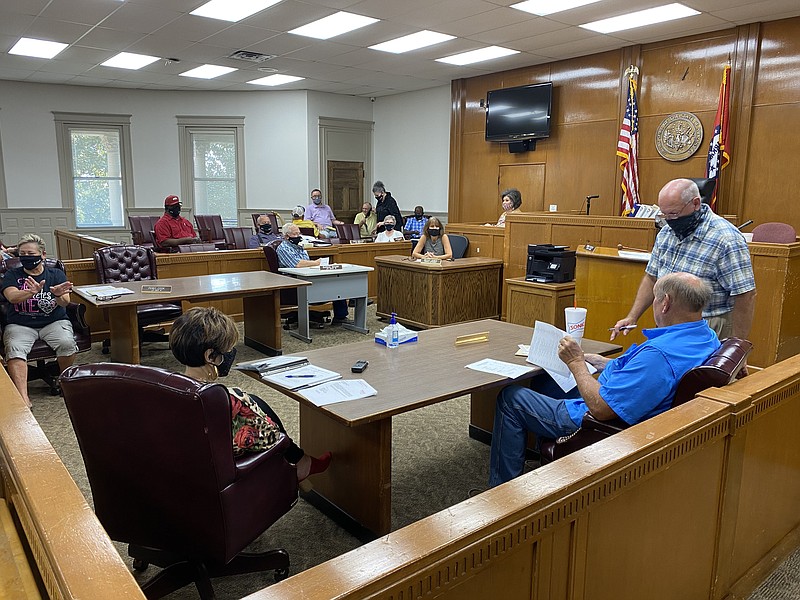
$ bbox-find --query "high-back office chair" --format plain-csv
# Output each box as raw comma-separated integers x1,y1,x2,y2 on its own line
194,215,227,249
60,363,298,599
334,223,362,242
752,222,797,243
539,337,752,464
176,243,217,253
298,227,317,238
688,177,716,205
448,234,469,259
223,226,252,249
0,258,91,395
93,245,182,354
252,212,281,234
128,216,160,249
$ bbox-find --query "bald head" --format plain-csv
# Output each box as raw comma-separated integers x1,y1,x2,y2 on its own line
658,178,701,216
652,272,711,326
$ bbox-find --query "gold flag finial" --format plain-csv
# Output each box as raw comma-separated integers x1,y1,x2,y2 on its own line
624,65,639,79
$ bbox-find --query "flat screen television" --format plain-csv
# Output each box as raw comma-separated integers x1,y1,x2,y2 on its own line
485,82,553,142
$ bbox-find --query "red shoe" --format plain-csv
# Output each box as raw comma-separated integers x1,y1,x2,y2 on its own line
308,451,332,476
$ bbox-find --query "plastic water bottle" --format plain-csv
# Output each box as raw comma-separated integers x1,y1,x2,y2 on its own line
388,312,400,349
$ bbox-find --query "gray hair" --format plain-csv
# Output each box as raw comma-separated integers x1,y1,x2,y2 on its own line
291,205,305,218
282,223,298,236
372,180,386,194
653,272,712,313
384,215,396,225
18,233,46,253
501,188,523,210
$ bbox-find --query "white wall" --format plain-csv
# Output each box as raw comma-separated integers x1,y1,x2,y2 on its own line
372,85,451,214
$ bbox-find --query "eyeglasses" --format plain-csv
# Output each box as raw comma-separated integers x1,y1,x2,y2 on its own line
655,197,696,226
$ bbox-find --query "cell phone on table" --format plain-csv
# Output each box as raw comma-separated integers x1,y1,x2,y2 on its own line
351,360,369,373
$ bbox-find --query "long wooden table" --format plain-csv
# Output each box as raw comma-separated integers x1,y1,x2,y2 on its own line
244,319,618,538
73,271,307,364
374,255,503,328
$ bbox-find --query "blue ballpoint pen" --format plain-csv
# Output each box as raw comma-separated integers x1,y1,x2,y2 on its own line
285,374,315,378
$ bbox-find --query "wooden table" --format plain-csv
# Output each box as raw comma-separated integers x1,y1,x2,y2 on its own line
73,271,307,364
244,319,619,538
278,264,372,342
374,255,503,329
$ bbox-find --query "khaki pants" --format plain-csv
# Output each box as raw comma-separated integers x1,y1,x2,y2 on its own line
705,312,733,339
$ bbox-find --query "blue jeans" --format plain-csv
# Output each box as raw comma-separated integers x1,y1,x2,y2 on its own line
488,374,583,487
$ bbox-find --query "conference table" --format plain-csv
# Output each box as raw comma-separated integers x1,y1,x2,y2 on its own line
73,271,307,364
244,319,620,538
278,263,372,342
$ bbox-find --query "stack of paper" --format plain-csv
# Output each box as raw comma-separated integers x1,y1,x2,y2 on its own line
79,285,134,297
261,364,341,390
235,355,308,374
299,379,378,406
526,321,597,392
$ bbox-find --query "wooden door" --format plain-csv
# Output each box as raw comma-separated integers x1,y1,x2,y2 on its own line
327,161,364,224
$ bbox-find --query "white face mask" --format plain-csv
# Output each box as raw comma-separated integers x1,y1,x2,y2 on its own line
502,200,513,211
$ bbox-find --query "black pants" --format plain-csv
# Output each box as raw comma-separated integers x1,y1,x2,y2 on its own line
251,393,304,464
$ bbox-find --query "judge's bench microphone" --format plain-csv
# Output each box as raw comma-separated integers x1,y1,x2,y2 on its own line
585,194,600,215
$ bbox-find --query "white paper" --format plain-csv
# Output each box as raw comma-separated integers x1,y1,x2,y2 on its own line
235,355,308,373
527,321,597,392
465,358,535,379
79,285,135,297
261,364,341,390
515,344,529,357
617,250,652,262
300,379,378,406
319,257,330,266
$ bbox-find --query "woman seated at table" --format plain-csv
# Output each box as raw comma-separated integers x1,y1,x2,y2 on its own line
486,188,522,227
170,306,331,482
412,217,452,260
374,215,405,243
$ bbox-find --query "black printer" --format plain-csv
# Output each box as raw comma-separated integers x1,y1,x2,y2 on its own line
525,244,576,283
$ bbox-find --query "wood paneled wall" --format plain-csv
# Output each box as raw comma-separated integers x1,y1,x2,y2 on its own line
449,17,800,230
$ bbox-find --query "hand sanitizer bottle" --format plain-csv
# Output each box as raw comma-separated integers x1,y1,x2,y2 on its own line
388,312,399,348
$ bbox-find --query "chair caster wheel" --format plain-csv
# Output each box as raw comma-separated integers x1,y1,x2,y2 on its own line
274,567,289,582
102,347,110,355
132,558,149,571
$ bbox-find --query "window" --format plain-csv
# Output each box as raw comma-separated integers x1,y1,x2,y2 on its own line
178,117,246,227
54,113,133,229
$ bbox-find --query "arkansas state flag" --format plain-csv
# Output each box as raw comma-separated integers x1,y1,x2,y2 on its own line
705,65,731,211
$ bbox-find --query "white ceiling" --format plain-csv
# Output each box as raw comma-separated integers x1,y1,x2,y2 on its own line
0,0,798,97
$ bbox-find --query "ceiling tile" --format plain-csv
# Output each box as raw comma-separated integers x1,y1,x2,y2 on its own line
711,0,800,24
75,27,147,51
201,24,279,48
440,7,533,38
243,1,334,31
0,11,36,37
40,0,121,25
99,3,184,34
395,0,498,28
244,33,316,56
1,0,50,17
23,17,92,43
279,39,360,60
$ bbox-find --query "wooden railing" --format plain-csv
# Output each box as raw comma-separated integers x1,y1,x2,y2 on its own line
54,229,118,260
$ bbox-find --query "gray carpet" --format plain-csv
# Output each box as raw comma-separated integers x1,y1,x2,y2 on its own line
27,307,796,599
28,306,491,599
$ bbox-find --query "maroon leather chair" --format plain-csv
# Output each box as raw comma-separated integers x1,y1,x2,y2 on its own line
538,337,753,464
194,215,227,250
752,222,796,243
0,257,91,395
176,243,216,253
128,215,160,249
223,226,252,250
252,212,281,234
93,245,182,353
60,363,298,599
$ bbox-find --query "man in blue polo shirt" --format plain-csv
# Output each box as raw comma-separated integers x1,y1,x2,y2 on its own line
489,272,720,487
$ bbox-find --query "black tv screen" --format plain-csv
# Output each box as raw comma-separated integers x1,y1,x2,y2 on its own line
485,82,552,142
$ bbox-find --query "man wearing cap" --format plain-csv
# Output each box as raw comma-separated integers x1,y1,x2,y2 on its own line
154,195,200,249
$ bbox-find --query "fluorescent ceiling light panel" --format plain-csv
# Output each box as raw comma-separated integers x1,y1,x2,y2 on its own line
369,30,455,54
436,46,519,66
248,74,305,86
289,11,379,40
511,0,603,16
101,52,160,70
580,3,700,34
9,38,68,59
190,0,284,22
179,64,237,79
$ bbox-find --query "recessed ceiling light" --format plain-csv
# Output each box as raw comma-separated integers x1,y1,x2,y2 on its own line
511,0,603,16
369,30,455,54
190,0,284,23
580,3,700,34
179,64,237,79
247,74,305,86
101,52,160,70
289,11,379,40
9,37,68,59
436,46,519,66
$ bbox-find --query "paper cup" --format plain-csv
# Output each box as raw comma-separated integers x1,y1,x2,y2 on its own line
565,307,587,344
319,257,330,266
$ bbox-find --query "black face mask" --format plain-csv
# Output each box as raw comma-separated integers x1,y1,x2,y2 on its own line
216,348,237,377
414,214,423,220
666,209,702,240
19,255,43,270
167,206,181,217
259,224,272,235
428,228,440,237
289,236,303,245
385,223,395,231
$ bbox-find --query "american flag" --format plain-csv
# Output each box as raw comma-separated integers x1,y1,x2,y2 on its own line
705,65,731,211
617,71,640,215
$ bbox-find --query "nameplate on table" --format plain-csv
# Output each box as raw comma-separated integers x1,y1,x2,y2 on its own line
320,264,343,271
420,257,442,264
141,285,173,294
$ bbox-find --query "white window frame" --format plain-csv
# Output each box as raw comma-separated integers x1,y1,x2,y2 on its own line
177,116,246,226
53,112,134,230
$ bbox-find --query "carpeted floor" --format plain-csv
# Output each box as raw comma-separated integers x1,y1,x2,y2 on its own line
27,306,798,599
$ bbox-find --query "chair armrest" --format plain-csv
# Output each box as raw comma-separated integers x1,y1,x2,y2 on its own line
66,302,90,335
233,434,291,478
580,412,629,435
546,414,629,461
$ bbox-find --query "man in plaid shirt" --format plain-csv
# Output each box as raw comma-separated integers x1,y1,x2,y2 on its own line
402,206,428,239
612,178,755,341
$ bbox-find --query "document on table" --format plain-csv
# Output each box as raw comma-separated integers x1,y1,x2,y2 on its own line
78,285,135,297
299,379,378,406
465,358,535,379
261,364,341,390
235,355,308,374
527,321,596,392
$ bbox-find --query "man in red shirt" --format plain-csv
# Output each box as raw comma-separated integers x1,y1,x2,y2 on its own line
153,195,200,249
